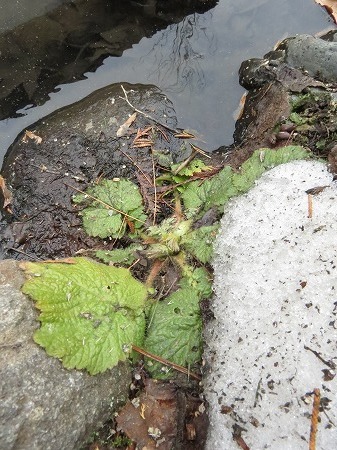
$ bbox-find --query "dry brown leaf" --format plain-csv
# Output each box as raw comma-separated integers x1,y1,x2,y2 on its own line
116,379,178,450
116,112,137,137
133,139,154,148
190,143,211,158
233,92,247,121
0,175,13,212
174,130,195,139
315,0,337,23
22,130,42,144
41,258,77,264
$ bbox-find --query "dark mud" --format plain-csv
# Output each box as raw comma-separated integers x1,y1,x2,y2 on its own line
0,83,185,260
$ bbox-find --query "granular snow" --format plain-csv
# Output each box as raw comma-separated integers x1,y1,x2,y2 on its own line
204,160,337,449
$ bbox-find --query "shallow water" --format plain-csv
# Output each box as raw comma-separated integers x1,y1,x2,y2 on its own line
0,0,333,165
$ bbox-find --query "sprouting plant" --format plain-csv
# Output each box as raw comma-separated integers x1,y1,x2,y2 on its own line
21,145,311,378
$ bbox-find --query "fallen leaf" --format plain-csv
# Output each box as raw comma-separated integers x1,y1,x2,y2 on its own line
0,175,13,211
315,0,337,23
233,92,247,121
22,130,42,144
116,112,137,137
116,379,178,450
174,130,195,139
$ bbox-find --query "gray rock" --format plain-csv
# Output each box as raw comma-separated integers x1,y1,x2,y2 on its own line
285,34,337,84
239,32,337,89
0,259,131,450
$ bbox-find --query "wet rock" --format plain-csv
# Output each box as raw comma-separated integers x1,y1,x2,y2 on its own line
239,31,337,90
0,259,131,450
0,83,181,260
233,32,337,158
285,33,337,84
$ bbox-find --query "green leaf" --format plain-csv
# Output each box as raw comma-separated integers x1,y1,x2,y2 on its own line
21,257,147,374
182,146,310,217
232,152,265,192
171,158,210,179
289,112,307,125
181,224,219,264
144,286,202,379
181,165,235,217
95,244,143,266
180,266,213,299
73,179,147,239
261,145,310,167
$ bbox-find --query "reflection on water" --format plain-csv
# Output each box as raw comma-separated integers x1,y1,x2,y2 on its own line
140,14,216,93
0,0,333,165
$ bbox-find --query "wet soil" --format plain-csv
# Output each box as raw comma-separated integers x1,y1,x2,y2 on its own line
0,83,184,261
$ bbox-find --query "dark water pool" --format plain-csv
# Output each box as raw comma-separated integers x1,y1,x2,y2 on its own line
0,0,333,166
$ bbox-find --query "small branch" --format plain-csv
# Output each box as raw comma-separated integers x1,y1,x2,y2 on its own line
119,149,153,186
304,345,336,370
309,388,320,450
232,424,250,450
145,259,166,288
190,143,211,159
151,148,157,225
308,193,313,218
173,151,198,175
174,191,183,222
119,85,179,134
131,344,201,381
8,248,43,261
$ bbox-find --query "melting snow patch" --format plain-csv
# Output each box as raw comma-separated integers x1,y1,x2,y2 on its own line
204,160,337,450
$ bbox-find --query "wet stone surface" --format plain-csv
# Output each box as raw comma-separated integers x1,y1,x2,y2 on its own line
229,32,337,168
0,83,183,260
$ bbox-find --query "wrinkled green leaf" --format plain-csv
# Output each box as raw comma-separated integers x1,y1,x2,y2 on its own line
181,224,219,264
180,266,213,299
232,151,266,192
73,179,147,238
182,146,310,217
144,286,202,379
181,165,234,217
95,244,143,266
21,257,147,374
261,146,309,167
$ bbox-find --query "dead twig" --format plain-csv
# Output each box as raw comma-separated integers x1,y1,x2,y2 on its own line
151,148,158,225
304,345,336,370
232,424,250,450
172,150,198,175
309,388,320,450
131,344,201,381
9,248,43,261
145,259,166,288
118,149,152,186
308,193,313,218
119,85,179,134
190,143,211,159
